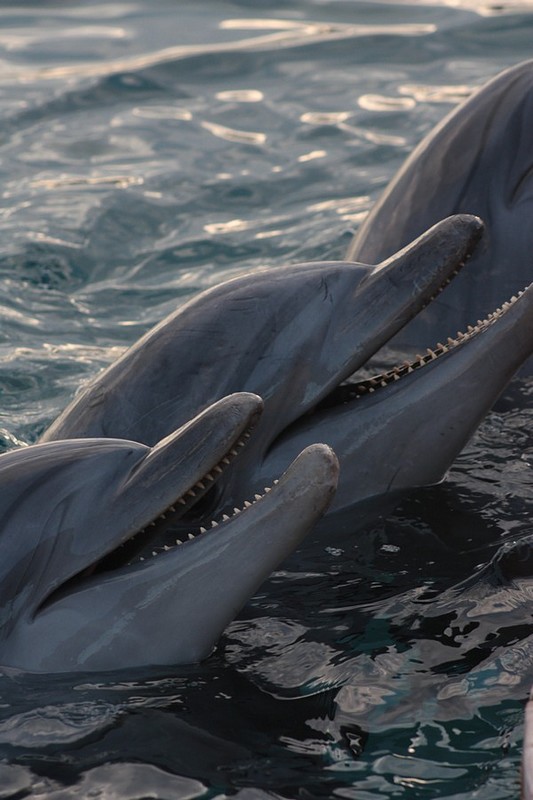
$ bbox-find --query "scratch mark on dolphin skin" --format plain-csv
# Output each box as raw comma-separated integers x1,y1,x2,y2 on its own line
320,277,332,303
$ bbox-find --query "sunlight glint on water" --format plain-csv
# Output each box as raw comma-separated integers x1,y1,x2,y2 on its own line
0,1,533,796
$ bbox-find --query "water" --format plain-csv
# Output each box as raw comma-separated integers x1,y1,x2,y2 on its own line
1,0,533,796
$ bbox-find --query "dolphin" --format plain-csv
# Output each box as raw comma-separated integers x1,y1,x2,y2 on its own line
39,215,533,532
0,392,339,672
41,215,490,531
347,59,533,356
39,215,485,528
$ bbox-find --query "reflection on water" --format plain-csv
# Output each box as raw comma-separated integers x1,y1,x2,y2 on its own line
1,0,533,797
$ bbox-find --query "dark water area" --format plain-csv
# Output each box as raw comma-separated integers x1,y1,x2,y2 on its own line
1,1,533,797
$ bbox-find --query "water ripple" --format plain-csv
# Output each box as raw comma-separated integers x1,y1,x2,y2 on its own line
0,1,532,797
0,19,437,84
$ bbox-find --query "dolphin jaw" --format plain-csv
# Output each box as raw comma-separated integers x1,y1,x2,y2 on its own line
145,424,254,517
141,479,280,555
131,443,336,558
328,215,483,389
319,283,532,407
262,223,483,451
369,214,485,331
35,419,259,614
34,443,338,621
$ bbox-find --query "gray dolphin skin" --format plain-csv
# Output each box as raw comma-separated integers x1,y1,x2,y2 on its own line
43,215,482,449
0,392,338,672
40,214,533,532
347,60,533,355
254,279,533,531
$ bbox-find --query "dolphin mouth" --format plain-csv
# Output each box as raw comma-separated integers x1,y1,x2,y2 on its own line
316,284,531,410
96,477,280,570
145,479,282,556
99,426,257,569
266,233,481,441
38,456,292,614
37,417,262,611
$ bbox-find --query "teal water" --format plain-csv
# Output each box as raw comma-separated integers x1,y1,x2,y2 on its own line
1,1,533,797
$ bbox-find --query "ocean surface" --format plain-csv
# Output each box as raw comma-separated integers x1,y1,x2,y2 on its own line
1,1,533,797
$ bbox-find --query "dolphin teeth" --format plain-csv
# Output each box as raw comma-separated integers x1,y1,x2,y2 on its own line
188,533,195,540
230,448,239,456
140,557,145,561
169,505,176,512
200,526,207,534
244,500,252,508
211,520,218,528
273,479,279,485
214,465,224,473
196,481,205,490
176,539,183,545
222,514,230,521
152,551,157,556
163,545,171,551
178,497,187,505
254,493,262,501
233,507,241,514
186,489,196,498
222,457,231,465
264,487,271,493
160,513,166,519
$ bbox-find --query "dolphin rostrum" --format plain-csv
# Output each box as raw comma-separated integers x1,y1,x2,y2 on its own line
347,59,533,357
40,215,533,532
0,393,338,672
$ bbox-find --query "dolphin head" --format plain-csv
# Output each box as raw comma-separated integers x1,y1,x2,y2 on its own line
43,214,482,456
0,393,339,672
348,59,533,354
254,280,533,531
43,215,498,527
40,216,488,534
